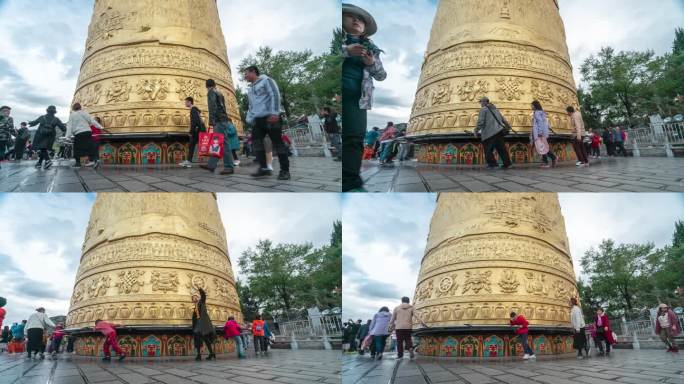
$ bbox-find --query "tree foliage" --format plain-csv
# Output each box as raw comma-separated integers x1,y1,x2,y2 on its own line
235,30,342,124
236,223,342,320
579,29,684,127
580,221,684,318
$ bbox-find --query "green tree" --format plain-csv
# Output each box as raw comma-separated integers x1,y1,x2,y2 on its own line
235,279,261,321
577,87,604,130
580,240,660,314
580,48,660,127
577,278,602,320
330,27,345,55
673,27,684,55
298,221,342,309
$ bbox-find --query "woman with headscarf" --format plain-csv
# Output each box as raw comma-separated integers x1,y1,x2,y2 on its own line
191,288,216,360
29,106,66,170
655,303,680,353
342,3,386,192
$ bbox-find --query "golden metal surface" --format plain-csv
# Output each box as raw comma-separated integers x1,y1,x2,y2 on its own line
408,0,579,137
66,193,242,328
72,0,243,135
413,193,578,327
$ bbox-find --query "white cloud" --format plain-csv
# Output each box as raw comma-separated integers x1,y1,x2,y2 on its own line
342,193,684,321
0,193,341,327
0,0,338,126
344,0,684,129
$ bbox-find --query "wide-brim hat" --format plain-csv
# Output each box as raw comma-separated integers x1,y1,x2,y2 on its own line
342,3,378,36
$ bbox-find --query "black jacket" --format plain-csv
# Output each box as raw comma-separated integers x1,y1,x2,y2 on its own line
324,113,339,134
207,88,229,126
192,289,216,338
29,114,66,150
189,106,206,137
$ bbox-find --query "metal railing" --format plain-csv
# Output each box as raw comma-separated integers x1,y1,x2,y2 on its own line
612,314,684,338
628,122,684,148
283,115,329,151
276,314,343,338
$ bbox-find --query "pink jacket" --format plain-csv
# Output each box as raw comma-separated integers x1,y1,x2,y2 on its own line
224,320,242,338
94,321,119,337
655,310,681,336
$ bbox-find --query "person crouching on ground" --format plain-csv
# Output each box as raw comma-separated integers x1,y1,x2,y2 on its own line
570,297,588,359
655,303,680,353
94,319,125,361
224,316,246,358
509,312,535,359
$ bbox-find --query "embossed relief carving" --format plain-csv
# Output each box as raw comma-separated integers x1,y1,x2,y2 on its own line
115,270,145,294
415,280,434,303
524,272,549,296
432,82,454,105
498,270,519,293
462,271,492,294
87,275,111,298
176,79,203,101
150,271,180,293
87,9,125,47
78,84,104,107
436,274,459,297
136,79,170,101
496,77,525,101
72,285,85,304
530,80,555,104
186,273,209,294
457,80,489,102
105,80,132,103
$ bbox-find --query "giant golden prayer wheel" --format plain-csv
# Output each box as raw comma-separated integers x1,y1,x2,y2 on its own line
413,193,578,357
66,193,242,357
408,0,580,165
72,0,242,164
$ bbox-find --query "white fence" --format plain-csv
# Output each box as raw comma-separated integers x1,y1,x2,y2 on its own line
283,115,331,157
276,314,343,338
627,122,684,156
612,314,684,338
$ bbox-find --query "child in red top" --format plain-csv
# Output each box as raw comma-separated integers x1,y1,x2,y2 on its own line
94,319,126,361
510,312,535,359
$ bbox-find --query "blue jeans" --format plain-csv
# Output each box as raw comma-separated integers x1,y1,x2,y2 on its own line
207,121,234,170
328,133,341,159
373,335,388,354
233,336,245,357
519,333,534,355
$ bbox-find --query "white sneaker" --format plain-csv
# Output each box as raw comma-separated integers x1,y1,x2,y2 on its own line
267,165,274,171
523,354,530,360
234,160,240,166
529,354,536,359
576,161,582,166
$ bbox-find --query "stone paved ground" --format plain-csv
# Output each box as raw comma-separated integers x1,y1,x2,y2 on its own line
0,157,341,193
0,350,340,384
361,157,684,193
343,349,684,384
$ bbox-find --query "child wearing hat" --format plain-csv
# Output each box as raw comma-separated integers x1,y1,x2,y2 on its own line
341,3,386,192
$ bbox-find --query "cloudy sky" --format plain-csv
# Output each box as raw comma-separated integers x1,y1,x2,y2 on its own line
0,0,339,126
0,193,341,326
342,193,684,321
346,0,684,129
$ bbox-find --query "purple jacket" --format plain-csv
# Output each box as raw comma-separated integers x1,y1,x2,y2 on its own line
655,310,681,336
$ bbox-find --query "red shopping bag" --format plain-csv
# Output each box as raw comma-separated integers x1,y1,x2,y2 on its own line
198,130,225,158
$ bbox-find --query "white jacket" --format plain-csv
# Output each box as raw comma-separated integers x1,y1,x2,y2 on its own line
24,312,56,335
67,110,101,137
570,306,585,331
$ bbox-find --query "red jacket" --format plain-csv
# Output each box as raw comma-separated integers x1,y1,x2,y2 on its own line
595,314,616,344
510,315,529,335
0,308,5,329
252,320,265,337
224,320,242,338
94,321,119,337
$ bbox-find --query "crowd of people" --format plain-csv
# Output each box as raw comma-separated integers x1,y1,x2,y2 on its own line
0,65,301,180
343,296,681,361
0,293,277,362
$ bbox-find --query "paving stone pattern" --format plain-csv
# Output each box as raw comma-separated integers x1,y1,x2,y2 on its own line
0,157,341,193
343,349,684,384
0,349,341,384
361,157,684,193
